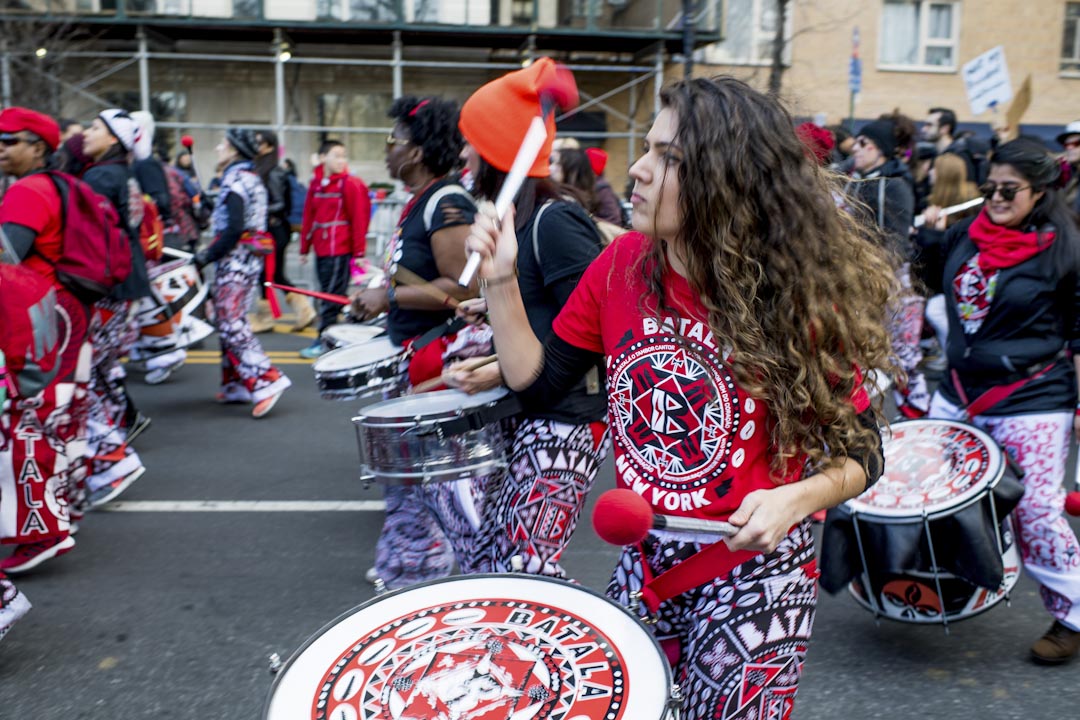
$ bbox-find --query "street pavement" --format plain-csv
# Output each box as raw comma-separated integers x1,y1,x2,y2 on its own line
0,320,1078,719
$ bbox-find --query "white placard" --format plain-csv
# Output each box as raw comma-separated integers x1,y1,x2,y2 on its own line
962,46,1013,116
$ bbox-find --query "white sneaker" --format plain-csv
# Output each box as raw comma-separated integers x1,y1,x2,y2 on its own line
145,359,183,385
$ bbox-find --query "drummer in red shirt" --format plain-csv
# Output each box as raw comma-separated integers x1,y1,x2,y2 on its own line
462,77,891,720
0,108,91,574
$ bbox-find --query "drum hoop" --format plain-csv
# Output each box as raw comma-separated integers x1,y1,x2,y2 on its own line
312,343,404,373
353,398,507,429
846,418,1006,521
262,573,672,720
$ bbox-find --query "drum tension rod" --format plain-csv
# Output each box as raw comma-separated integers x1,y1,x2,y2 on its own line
667,684,685,719
628,591,658,625
922,510,950,635
850,512,882,624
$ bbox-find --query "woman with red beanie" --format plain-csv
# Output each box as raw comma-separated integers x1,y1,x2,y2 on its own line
921,139,1080,664
445,58,610,579
464,75,892,719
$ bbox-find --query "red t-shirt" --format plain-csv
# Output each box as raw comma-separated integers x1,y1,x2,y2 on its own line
0,174,64,285
553,232,870,522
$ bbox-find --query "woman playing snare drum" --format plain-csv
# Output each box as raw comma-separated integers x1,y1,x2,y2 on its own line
924,138,1080,664
465,76,890,719
351,96,482,590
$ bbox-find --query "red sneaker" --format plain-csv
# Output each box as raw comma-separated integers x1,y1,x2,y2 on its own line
0,536,76,574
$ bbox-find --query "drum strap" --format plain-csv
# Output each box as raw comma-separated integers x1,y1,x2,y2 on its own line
950,349,1064,418
428,394,522,438
636,539,759,614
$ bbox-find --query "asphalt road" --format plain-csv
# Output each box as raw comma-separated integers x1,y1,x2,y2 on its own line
0,321,1077,720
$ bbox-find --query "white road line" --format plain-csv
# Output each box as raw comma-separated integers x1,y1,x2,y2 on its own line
99,500,385,512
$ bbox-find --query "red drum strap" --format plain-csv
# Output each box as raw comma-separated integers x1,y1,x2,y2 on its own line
637,539,759,613
950,359,1058,419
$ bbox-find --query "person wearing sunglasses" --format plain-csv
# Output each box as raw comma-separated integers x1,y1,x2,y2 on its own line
0,108,91,574
923,138,1080,664
350,95,484,591
844,118,929,420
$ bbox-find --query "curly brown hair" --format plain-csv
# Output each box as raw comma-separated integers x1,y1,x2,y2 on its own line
642,76,898,479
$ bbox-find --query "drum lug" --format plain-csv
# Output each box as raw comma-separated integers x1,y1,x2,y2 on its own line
373,578,389,596
667,684,685,718
268,652,283,674
629,591,658,625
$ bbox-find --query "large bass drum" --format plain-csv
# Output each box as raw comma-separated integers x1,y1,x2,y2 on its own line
263,574,677,720
820,418,1025,625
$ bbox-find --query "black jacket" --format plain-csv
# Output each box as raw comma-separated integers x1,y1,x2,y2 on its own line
133,157,172,222
930,216,1079,414
845,159,915,259
255,154,290,226
83,156,151,300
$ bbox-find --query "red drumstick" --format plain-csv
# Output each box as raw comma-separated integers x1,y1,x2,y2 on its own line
264,282,350,306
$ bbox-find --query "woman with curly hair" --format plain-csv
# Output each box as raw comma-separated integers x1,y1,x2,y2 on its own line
465,75,893,719
924,138,1080,664
351,96,482,590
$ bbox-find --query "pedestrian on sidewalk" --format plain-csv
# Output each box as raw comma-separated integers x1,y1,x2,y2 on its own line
249,131,316,334
298,140,370,358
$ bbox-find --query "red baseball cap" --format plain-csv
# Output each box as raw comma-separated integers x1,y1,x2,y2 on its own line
0,107,61,151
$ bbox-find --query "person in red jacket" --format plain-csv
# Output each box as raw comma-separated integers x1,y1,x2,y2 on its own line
298,140,371,358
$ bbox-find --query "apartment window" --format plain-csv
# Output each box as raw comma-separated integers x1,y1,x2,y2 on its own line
1063,2,1080,72
233,0,262,18
879,0,959,70
706,0,791,65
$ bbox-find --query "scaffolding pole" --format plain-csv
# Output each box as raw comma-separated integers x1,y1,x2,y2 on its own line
392,31,402,99
273,28,287,155
0,40,11,109
137,27,150,113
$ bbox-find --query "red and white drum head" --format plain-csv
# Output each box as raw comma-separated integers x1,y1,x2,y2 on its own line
847,419,1004,518
265,575,671,720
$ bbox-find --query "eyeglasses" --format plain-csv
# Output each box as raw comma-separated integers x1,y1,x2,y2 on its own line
385,134,411,147
979,182,1031,202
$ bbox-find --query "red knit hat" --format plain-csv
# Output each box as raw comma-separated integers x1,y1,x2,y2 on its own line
585,147,607,176
459,58,579,178
0,107,61,151
795,122,835,165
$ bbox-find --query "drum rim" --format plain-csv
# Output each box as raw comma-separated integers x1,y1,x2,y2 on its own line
845,418,1006,522
323,323,386,341
312,340,404,372
262,573,672,720
353,387,510,424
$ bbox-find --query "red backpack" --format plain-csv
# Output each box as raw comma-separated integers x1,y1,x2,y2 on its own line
46,171,133,304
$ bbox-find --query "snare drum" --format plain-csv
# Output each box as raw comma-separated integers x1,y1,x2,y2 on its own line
820,419,1025,625
353,388,519,484
264,574,675,720
312,338,406,401
321,323,385,352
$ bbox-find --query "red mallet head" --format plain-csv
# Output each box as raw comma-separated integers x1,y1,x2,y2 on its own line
1065,490,1080,517
180,134,194,149
592,489,653,546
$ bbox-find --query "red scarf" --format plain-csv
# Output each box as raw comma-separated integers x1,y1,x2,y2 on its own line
969,210,1054,273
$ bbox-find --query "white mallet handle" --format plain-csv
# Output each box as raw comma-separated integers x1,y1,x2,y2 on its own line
458,115,550,287
652,514,738,537
914,197,984,228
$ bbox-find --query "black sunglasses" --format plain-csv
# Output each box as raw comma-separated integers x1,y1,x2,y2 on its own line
0,135,31,148
979,182,1030,202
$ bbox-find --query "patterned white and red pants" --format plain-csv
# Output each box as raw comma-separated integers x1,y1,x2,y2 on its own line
607,522,819,720
930,393,1080,631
